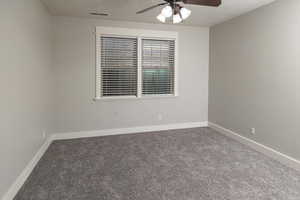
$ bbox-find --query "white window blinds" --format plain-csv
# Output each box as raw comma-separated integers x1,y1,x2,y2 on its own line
100,36,138,97
96,27,178,99
142,39,175,95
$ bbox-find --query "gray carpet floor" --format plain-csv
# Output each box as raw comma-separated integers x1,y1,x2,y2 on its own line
15,128,300,200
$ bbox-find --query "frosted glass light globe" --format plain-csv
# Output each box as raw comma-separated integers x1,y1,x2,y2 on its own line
173,14,182,24
180,7,191,20
157,13,166,23
161,5,172,18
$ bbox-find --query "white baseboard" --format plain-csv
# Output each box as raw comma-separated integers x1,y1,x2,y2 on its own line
208,122,300,172
52,121,208,141
2,138,52,200
2,121,207,200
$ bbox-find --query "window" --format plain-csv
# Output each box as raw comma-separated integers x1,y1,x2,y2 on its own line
95,27,178,99
142,39,175,95
101,37,137,96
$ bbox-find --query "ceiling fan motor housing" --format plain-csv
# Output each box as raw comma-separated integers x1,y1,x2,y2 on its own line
173,4,182,15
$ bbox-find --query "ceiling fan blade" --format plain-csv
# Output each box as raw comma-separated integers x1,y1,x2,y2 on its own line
89,12,109,16
182,0,221,7
136,3,168,14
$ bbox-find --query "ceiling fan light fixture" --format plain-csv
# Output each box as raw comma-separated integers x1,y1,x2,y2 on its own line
161,5,172,18
173,14,182,24
136,0,221,23
180,7,191,20
157,13,166,23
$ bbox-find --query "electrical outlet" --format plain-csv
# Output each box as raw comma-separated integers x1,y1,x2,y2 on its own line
250,128,256,135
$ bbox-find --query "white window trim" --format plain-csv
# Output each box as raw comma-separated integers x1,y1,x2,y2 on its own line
95,26,179,100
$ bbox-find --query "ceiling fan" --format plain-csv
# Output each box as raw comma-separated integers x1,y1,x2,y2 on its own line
137,0,221,23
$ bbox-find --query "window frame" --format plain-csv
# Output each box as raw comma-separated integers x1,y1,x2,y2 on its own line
95,26,178,100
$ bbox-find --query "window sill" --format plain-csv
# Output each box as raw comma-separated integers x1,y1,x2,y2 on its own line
93,94,178,101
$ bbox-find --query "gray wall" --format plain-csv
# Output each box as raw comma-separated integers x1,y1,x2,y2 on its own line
53,17,209,133
209,0,300,160
0,0,53,198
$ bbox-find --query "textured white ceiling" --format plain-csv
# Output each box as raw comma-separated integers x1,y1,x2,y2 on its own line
41,0,276,26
